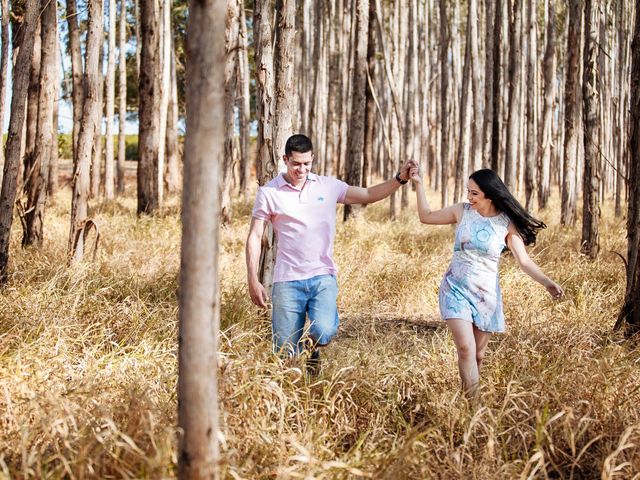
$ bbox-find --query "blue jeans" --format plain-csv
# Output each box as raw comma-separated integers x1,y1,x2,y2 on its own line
271,274,339,355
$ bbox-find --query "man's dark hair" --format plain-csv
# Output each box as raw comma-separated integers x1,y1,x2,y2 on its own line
285,134,313,156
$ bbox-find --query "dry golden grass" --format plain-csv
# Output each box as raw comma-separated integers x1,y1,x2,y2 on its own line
0,186,638,479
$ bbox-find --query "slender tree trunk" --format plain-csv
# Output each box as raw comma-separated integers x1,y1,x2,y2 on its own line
66,0,83,158
483,0,495,169
137,0,160,215
116,0,127,194
157,0,171,206
0,0,38,282
165,38,181,194
615,0,640,336
561,0,582,226
343,0,369,221
104,0,116,199
581,0,601,258
178,0,223,474
439,0,450,206
274,0,295,166
469,0,482,173
48,42,59,196
524,0,537,210
505,0,523,191
237,1,250,199
90,46,104,199
363,0,377,190
0,0,9,176
222,0,238,225
134,0,140,74
454,0,475,202
23,20,41,188
254,0,277,293
490,0,503,172
69,0,103,263
23,0,56,246
539,0,556,209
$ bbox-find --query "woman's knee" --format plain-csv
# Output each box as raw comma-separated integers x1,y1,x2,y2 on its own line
456,341,475,361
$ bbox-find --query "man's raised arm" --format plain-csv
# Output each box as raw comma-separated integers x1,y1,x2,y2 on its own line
343,160,415,205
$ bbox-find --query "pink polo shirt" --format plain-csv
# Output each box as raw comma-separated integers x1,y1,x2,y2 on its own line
252,173,349,283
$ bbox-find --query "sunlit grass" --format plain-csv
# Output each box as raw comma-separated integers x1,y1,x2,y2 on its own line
0,186,638,478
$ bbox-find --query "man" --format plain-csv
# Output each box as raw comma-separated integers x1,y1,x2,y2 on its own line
246,134,414,375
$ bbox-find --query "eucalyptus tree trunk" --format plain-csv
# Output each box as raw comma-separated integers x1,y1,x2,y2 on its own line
615,0,629,218
483,0,495,169
580,0,601,258
561,0,582,226
524,0,537,211
237,1,251,199
178,0,223,473
137,0,160,215
490,0,503,172
363,0,377,189
222,0,239,225
66,0,83,157
157,0,171,206
505,0,523,191
0,0,38,282
454,0,476,202
254,0,277,294
404,0,420,190
104,0,116,199
539,0,556,209
69,0,103,264
439,0,450,207
165,39,181,194
0,0,9,175
117,0,127,194
48,43,59,195
343,0,369,221
90,47,104,199
23,0,56,246
24,21,41,186
273,0,295,166
615,0,640,337
469,0,482,173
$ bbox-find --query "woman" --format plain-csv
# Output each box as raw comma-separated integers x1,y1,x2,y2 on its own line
410,168,563,398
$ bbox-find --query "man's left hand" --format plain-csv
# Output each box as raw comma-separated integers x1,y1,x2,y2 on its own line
399,160,417,182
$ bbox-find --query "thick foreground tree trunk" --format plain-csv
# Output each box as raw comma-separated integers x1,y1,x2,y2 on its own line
0,0,38,282
23,0,56,246
615,0,640,337
178,0,223,475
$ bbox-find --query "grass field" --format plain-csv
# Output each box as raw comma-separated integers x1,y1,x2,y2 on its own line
0,186,638,479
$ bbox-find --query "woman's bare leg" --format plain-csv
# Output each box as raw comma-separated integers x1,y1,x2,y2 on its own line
446,319,480,396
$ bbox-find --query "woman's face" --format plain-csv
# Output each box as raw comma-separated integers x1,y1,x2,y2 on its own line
467,179,492,211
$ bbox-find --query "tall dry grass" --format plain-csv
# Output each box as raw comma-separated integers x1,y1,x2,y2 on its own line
0,187,638,479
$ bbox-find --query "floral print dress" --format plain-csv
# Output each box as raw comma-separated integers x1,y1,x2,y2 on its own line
439,203,511,333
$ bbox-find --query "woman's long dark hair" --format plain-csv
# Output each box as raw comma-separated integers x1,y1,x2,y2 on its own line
469,169,545,245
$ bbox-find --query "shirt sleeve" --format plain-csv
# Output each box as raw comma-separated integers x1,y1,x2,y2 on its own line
334,178,349,204
251,188,271,221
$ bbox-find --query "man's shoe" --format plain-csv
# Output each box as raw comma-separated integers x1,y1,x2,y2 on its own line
306,349,321,377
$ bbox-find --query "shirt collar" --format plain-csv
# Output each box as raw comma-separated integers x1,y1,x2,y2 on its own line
276,172,318,189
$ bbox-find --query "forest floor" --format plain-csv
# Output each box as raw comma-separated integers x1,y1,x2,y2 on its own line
0,185,638,479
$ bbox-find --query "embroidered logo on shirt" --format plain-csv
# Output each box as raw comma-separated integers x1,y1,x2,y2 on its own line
317,196,325,202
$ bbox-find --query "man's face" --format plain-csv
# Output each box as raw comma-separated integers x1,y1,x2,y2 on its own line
284,151,313,183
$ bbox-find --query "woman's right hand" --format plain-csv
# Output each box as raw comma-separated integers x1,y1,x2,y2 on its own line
410,166,422,184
